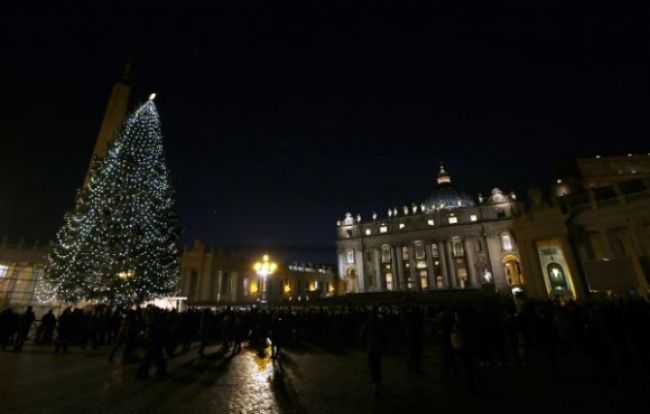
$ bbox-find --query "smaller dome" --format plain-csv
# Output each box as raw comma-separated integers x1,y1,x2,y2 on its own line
424,186,475,212
424,163,475,211
437,163,451,184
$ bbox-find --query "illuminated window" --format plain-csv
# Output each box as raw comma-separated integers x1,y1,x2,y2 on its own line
501,233,513,252
452,237,464,256
381,245,392,263
399,223,406,229
0,264,7,279
380,226,388,233
416,260,427,269
243,277,249,297
436,275,444,289
470,214,478,222
365,229,372,236
385,273,394,291
402,246,409,261
414,242,425,259
346,249,355,264
419,270,428,289
406,277,414,289
431,243,439,257
448,216,458,224
427,219,435,226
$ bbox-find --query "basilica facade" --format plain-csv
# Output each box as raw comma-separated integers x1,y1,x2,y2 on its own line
336,165,523,295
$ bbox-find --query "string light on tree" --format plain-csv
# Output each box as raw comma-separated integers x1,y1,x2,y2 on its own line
43,95,181,304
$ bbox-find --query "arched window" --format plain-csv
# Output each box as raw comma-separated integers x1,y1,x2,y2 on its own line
414,241,426,259
419,270,428,289
501,233,513,252
385,273,394,291
381,245,392,263
346,249,355,264
452,237,464,256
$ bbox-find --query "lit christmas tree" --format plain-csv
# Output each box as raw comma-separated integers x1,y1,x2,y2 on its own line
45,96,181,304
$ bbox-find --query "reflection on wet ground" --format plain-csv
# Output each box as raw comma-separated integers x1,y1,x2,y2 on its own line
0,343,303,414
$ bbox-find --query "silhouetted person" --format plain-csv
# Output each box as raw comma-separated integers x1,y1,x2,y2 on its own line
13,306,35,351
108,310,137,362
359,306,387,396
438,309,459,380
270,315,286,359
55,308,73,354
136,308,168,379
405,306,423,374
232,314,244,355
166,309,179,357
37,309,57,345
0,307,18,351
456,307,485,392
198,309,214,357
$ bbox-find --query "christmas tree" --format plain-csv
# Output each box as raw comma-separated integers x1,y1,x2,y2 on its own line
45,96,181,304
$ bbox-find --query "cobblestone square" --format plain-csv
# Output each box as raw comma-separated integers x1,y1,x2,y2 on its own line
1,341,648,414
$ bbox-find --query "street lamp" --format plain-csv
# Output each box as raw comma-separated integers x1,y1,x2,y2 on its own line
253,254,277,302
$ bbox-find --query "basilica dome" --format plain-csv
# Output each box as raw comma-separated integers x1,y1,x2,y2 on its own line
423,164,475,212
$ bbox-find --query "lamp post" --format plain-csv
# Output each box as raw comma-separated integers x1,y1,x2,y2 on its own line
253,254,277,303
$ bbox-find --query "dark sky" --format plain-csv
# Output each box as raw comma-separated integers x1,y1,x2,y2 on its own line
2,1,648,263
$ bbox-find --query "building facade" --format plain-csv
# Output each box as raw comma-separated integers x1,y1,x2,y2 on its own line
0,239,53,315
336,165,523,296
179,240,337,306
514,157,650,299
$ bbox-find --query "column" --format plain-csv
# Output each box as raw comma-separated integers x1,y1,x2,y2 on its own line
408,246,420,291
623,223,649,293
446,239,457,288
393,246,405,290
425,240,435,291
390,246,399,291
464,237,479,288
437,241,449,289
372,248,382,292
482,233,494,282
559,235,587,299
216,271,223,302
524,240,547,298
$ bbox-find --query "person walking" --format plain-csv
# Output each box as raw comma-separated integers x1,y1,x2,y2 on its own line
0,307,17,351
136,307,168,380
13,306,35,352
55,308,73,354
405,306,423,375
359,306,387,396
270,314,286,359
37,309,57,345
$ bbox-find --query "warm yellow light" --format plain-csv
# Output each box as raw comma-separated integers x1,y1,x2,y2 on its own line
283,283,291,294
118,270,134,280
253,254,277,278
328,284,335,293
250,281,258,294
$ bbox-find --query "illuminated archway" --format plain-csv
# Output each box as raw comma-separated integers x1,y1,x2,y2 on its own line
503,254,523,285
346,266,359,293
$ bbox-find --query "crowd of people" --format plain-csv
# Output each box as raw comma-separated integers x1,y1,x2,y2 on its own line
1,296,649,390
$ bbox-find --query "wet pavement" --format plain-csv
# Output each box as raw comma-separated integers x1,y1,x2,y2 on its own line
1,343,648,414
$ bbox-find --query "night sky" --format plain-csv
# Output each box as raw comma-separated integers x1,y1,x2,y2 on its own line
2,1,648,263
